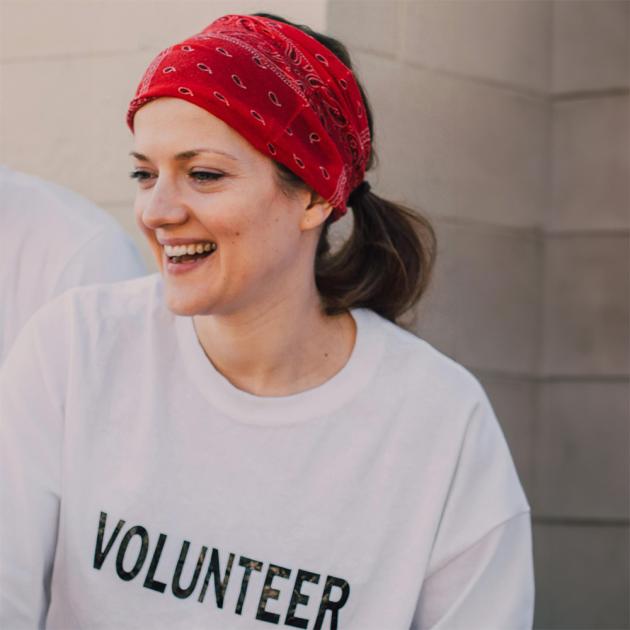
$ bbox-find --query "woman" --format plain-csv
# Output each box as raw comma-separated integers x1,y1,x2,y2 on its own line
0,13,534,630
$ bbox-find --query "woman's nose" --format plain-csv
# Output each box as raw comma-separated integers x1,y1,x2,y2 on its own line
139,179,188,230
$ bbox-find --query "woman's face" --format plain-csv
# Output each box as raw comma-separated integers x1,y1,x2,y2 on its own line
131,97,328,317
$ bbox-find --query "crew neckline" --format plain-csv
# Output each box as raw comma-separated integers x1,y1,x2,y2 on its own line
174,307,386,426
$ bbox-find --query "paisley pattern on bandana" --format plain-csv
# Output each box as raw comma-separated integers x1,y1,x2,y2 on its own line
127,14,371,221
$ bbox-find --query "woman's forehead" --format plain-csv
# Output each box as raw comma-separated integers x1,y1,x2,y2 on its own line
132,98,255,162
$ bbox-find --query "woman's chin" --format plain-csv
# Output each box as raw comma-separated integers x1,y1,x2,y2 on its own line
163,288,214,317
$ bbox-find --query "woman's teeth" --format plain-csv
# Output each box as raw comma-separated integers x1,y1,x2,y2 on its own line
164,242,216,257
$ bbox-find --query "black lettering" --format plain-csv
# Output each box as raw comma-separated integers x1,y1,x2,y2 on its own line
198,548,235,607
313,576,351,630
143,533,168,593
285,569,320,628
235,556,263,615
93,511,125,570
115,526,149,581
256,564,291,624
172,541,207,599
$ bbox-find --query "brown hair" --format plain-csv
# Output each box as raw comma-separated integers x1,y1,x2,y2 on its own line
253,13,437,324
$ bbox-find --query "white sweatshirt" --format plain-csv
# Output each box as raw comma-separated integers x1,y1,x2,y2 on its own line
0,273,534,630
0,165,146,364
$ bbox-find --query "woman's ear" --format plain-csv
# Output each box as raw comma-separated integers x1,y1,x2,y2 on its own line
299,190,334,232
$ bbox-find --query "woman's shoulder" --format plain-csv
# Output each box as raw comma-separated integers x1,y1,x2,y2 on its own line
58,272,165,317
13,273,169,357
361,308,486,408
0,274,165,393
29,272,165,334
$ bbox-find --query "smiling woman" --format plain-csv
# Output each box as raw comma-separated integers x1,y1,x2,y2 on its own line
129,96,329,328
0,12,534,630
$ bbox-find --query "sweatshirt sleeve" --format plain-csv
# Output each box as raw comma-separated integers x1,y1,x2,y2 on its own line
411,382,535,630
410,511,534,630
0,294,70,629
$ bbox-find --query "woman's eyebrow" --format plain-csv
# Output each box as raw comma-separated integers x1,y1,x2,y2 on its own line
174,148,239,162
129,148,238,162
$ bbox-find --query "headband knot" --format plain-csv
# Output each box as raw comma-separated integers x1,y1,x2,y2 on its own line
347,180,371,206
126,14,371,222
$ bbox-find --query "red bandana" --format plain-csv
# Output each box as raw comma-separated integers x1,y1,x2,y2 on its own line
126,14,371,222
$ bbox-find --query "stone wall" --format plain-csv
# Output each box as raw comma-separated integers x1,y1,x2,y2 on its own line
536,2,629,627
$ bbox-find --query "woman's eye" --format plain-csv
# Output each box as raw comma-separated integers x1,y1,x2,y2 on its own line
129,169,153,182
128,169,223,185
190,171,224,183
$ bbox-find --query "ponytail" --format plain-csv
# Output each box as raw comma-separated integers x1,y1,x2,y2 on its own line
315,191,437,323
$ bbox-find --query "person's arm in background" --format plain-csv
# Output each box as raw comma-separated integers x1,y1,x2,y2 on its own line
411,385,535,630
0,294,70,629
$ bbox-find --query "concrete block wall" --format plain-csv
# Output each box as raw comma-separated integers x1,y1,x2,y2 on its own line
535,2,630,628
327,0,629,628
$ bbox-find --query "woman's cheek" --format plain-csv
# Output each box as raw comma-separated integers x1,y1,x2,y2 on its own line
133,201,150,236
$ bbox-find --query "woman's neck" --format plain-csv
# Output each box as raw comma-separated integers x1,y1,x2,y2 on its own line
192,290,356,397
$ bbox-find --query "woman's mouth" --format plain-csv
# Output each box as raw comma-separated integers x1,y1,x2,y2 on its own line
163,241,217,264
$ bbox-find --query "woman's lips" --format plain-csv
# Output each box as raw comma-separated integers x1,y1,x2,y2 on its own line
164,247,216,275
